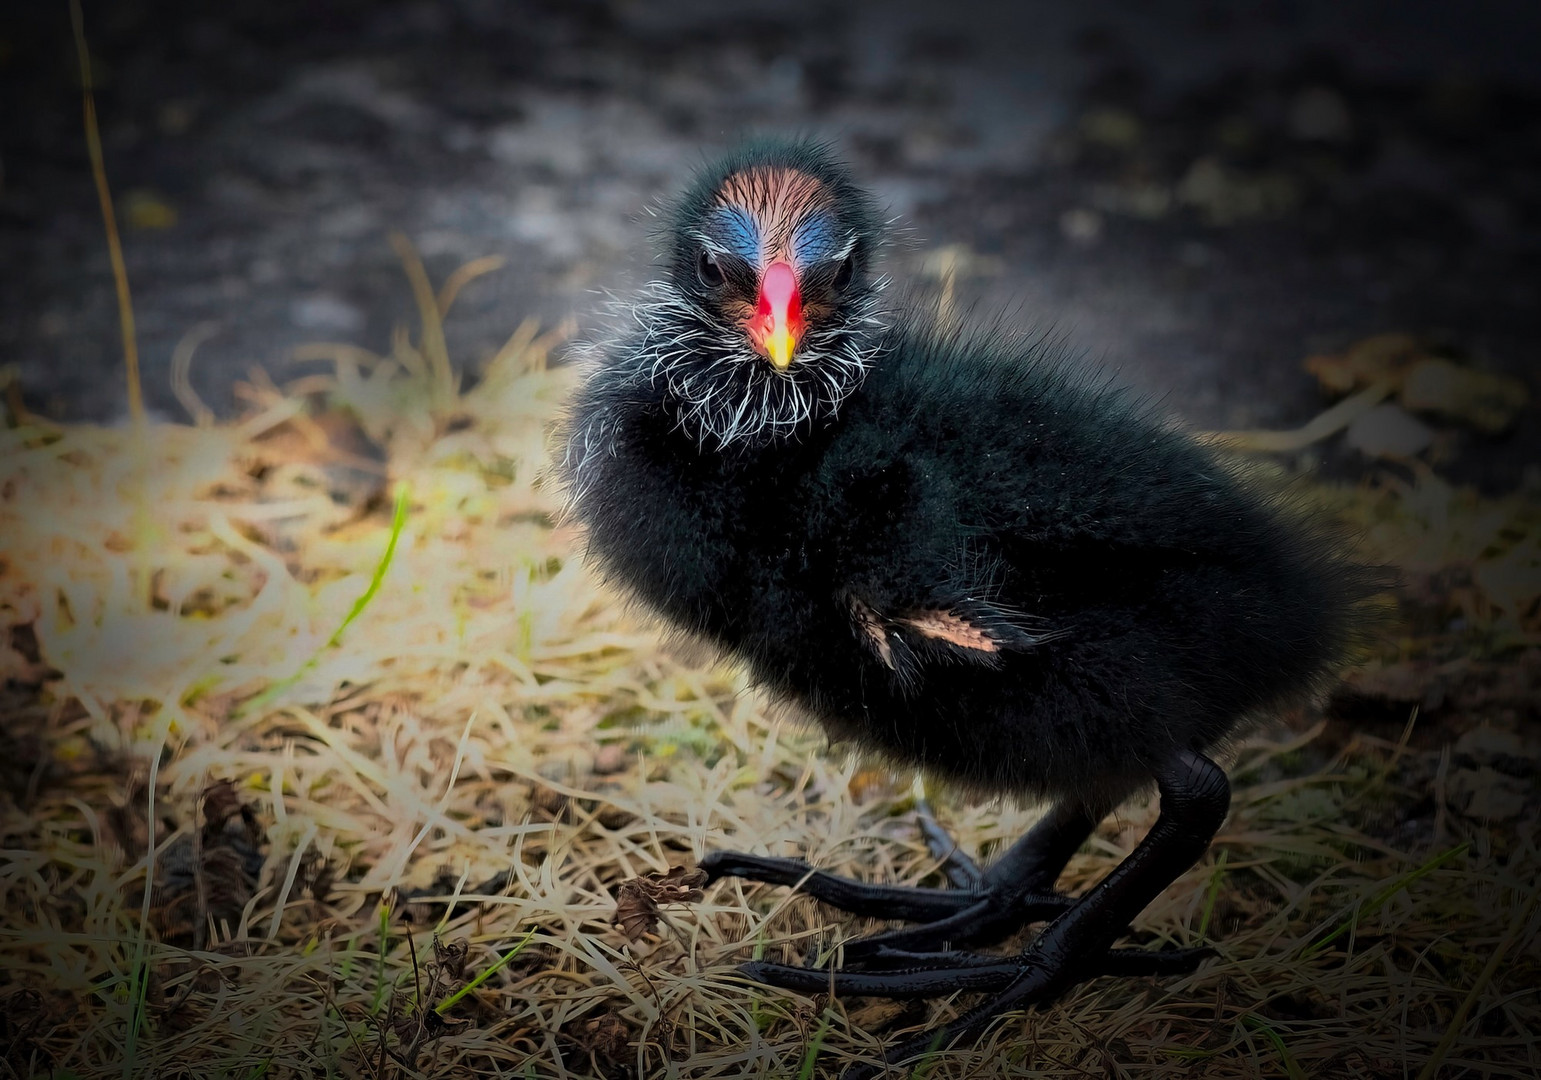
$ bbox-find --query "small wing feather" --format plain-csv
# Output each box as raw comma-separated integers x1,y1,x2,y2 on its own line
895,610,1001,653
848,596,896,670
847,595,1063,683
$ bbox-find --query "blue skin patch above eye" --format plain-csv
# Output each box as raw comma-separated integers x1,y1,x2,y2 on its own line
703,207,761,262
792,213,843,266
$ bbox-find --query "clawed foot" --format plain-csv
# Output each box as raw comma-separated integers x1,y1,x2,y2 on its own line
700,757,1231,1080
703,817,1211,1080
699,799,1083,957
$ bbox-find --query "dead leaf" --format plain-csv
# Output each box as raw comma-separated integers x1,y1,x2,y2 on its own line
848,999,917,1031
643,864,708,904
433,937,469,979
420,1008,468,1040
392,1004,468,1046
1399,358,1530,433
613,865,708,941
1304,333,1423,395
612,887,659,941
578,1012,631,1064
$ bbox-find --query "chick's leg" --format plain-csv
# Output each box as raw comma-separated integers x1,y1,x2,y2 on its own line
846,800,1098,959
744,750,1232,1080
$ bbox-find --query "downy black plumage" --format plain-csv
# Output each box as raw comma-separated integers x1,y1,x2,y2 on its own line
559,139,1379,1079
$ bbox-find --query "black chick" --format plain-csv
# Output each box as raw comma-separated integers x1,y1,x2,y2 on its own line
561,140,1375,1078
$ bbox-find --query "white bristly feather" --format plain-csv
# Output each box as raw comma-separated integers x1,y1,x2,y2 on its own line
563,275,888,507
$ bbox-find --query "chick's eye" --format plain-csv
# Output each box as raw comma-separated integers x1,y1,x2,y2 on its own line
697,250,724,287
832,255,855,291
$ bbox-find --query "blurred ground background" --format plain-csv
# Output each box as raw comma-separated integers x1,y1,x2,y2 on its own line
2,2,1540,1078
3,0,1538,485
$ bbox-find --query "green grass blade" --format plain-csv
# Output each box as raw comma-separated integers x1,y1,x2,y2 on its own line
244,484,410,714
1198,848,1229,939
323,484,410,651
1242,1015,1306,1080
1303,842,1468,959
910,1030,950,1079
795,1008,835,1080
435,927,539,1014
372,901,391,1015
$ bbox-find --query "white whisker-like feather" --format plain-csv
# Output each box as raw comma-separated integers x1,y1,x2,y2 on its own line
585,277,887,454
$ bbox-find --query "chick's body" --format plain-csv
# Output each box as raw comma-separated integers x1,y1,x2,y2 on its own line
562,140,1372,1078
569,322,1349,807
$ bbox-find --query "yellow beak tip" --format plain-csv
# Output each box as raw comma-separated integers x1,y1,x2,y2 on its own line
766,331,796,370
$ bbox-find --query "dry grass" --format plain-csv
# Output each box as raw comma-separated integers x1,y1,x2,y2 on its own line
1,264,1538,1080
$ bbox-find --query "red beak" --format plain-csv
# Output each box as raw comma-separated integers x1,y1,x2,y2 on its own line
747,261,805,369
